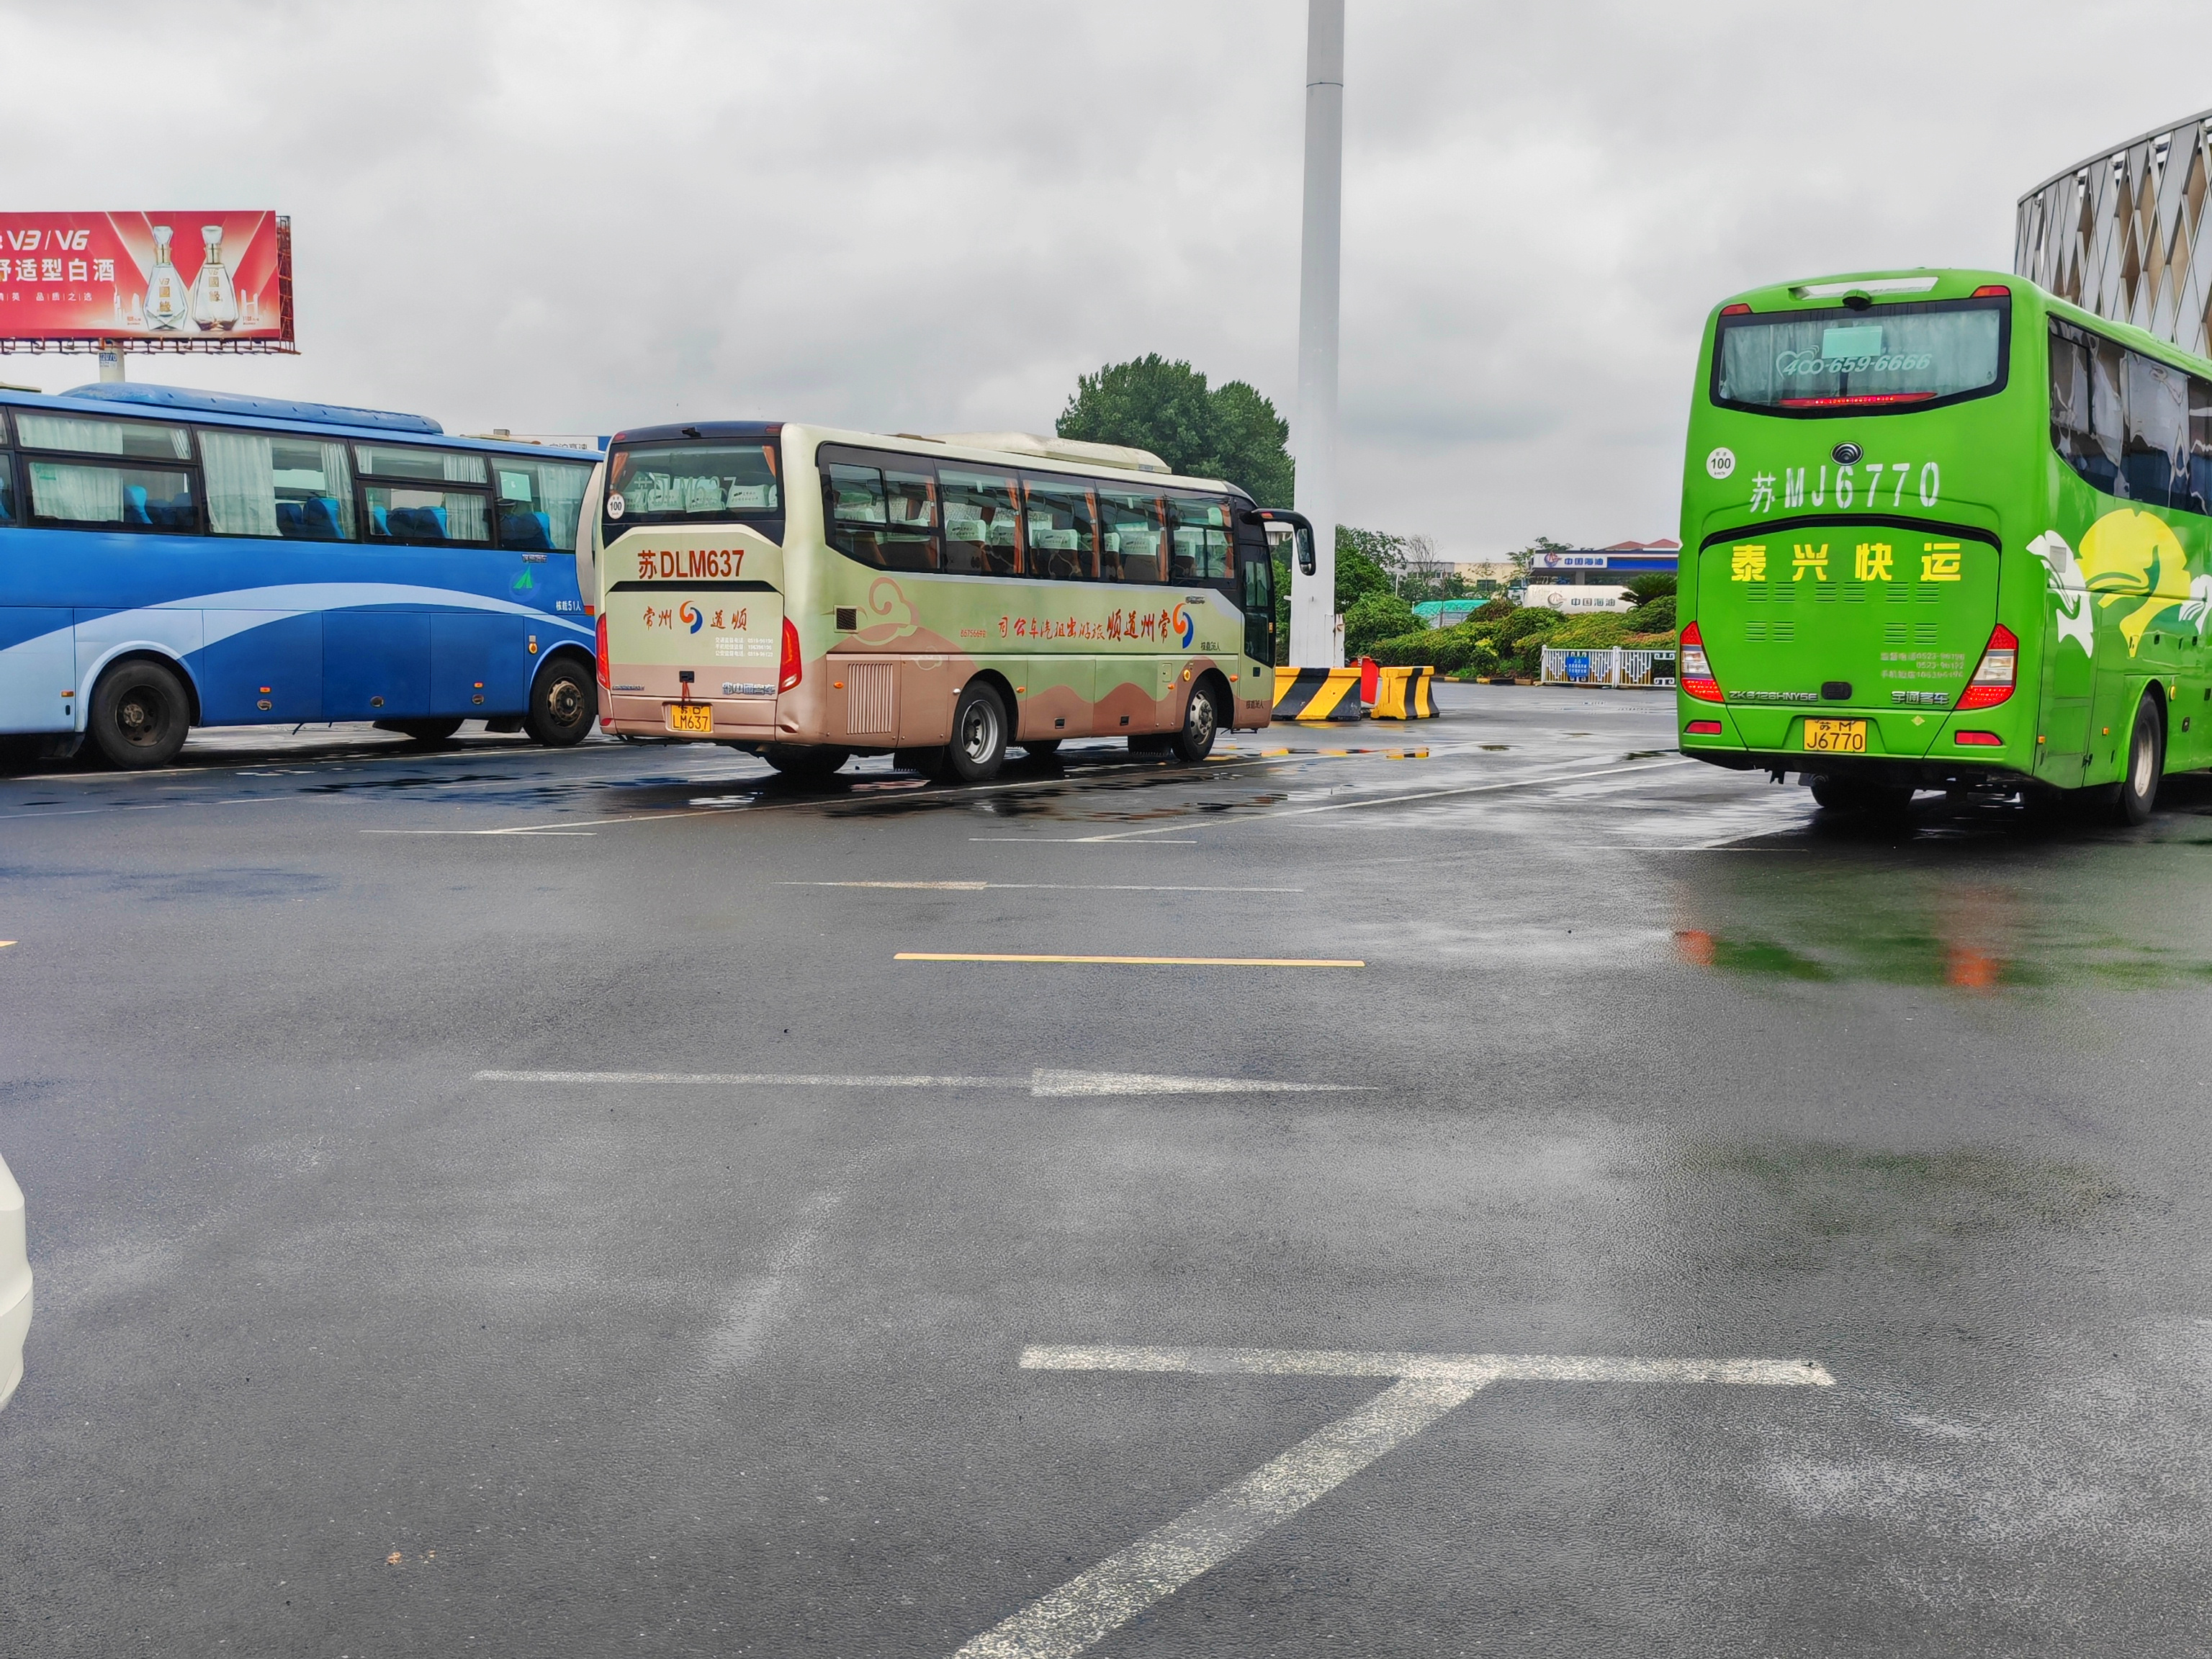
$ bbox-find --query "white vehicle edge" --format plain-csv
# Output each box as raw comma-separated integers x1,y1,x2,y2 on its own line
0,1153,28,1411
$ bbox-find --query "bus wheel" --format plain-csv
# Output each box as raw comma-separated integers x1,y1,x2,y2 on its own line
89,659,191,769
2113,692,2165,824
763,745,850,780
1809,776,1914,817
1171,680,1220,763
945,682,1008,783
377,718,464,745
525,656,596,747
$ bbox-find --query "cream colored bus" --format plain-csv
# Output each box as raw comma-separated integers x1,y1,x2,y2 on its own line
590,422,1311,781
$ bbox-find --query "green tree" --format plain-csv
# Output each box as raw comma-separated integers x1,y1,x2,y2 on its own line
1056,354,1295,505
1343,590,1421,656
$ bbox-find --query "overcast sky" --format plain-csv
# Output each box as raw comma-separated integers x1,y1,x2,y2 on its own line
4,1,2209,559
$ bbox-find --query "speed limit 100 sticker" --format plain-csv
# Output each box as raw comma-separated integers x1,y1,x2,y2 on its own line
1706,446,1737,481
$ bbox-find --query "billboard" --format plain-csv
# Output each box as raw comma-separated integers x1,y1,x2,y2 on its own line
0,212,293,353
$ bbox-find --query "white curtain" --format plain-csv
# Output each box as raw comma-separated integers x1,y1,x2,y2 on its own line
27,459,123,522
200,430,279,536
443,494,487,541
442,451,486,485
15,415,125,456
536,463,588,549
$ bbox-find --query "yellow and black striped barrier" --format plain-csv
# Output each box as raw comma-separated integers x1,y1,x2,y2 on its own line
1271,666,1364,721
1369,665,1437,719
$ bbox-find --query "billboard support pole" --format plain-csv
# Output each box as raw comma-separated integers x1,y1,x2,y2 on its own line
97,343,124,383
1289,0,1344,670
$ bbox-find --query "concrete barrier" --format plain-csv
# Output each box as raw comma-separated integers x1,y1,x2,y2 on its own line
1369,664,1437,719
1272,666,1364,721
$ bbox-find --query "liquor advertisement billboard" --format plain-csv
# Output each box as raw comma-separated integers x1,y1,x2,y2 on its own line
0,212,293,352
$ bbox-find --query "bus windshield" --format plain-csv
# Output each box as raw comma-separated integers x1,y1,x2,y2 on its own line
1714,296,2007,412
605,441,781,527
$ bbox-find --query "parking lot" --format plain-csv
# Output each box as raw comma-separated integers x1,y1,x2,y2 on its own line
4,683,2212,1655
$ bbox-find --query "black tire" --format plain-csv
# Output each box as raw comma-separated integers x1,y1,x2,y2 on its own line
1170,678,1221,763
1809,776,1915,817
1021,738,1063,760
763,745,850,779
945,681,1009,783
376,717,464,745
89,658,190,769
2113,691,2164,824
524,655,596,747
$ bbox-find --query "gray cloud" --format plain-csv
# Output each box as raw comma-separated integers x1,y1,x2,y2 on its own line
4,0,2208,562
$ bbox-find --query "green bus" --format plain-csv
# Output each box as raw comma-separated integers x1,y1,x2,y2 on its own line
1676,268,2212,822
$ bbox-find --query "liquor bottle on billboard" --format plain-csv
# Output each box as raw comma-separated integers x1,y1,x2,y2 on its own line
143,225,190,332
189,225,238,331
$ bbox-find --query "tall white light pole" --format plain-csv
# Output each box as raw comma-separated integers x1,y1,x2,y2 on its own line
1290,0,1343,669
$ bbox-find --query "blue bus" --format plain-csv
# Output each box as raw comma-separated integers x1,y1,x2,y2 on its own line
0,381,603,767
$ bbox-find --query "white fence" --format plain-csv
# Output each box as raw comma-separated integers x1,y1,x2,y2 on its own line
1539,647,1677,688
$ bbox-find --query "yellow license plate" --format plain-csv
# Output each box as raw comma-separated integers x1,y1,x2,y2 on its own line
1803,717,1867,753
667,701,714,735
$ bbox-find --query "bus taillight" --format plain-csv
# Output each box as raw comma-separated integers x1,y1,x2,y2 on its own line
1678,622,1722,703
1956,624,2018,709
778,616,803,693
595,613,611,688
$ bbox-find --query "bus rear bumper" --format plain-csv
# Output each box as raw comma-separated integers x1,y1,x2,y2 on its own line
1683,747,2037,792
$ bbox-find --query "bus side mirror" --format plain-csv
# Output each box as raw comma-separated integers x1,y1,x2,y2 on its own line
1297,527,1317,577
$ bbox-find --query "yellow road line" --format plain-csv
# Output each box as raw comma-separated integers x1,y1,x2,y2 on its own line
895,952,1364,968
0,941,13,948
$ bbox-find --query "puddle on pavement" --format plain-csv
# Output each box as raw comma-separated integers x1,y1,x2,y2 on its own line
1668,1138,2131,1279
1667,796,2212,991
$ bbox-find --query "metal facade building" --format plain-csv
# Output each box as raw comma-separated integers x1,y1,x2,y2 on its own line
2015,108,2212,358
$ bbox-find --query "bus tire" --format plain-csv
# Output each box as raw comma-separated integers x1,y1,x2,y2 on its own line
1809,776,1914,817
89,658,191,770
763,745,849,780
2113,692,2164,825
525,655,596,747
945,681,1008,783
377,718,464,745
1170,678,1221,763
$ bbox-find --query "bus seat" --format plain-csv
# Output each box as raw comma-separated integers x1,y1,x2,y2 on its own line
276,501,305,535
371,505,390,536
500,509,552,550
302,497,342,539
124,485,151,525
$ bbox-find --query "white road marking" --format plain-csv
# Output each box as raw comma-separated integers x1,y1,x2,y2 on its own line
969,837,1200,844
953,1376,1480,1659
953,1341,1833,1657
475,1068,1362,1097
777,881,1301,891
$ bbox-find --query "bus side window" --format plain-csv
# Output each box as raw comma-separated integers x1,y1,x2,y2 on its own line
0,411,14,526
1168,494,1231,583
2123,351,2189,510
2191,375,2212,517
497,459,590,553
2049,325,2102,490
880,462,940,572
1097,490,1163,584
202,428,358,540
940,467,1021,577
2090,336,2127,495
1022,478,1096,580
824,462,890,566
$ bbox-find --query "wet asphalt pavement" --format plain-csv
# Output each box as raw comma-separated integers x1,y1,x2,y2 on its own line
2,683,2211,1655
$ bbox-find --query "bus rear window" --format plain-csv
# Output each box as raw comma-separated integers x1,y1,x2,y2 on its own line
606,442,781,527
1714,296,2008,414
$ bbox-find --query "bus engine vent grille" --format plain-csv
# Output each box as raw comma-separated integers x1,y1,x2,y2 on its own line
845,662,896,737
